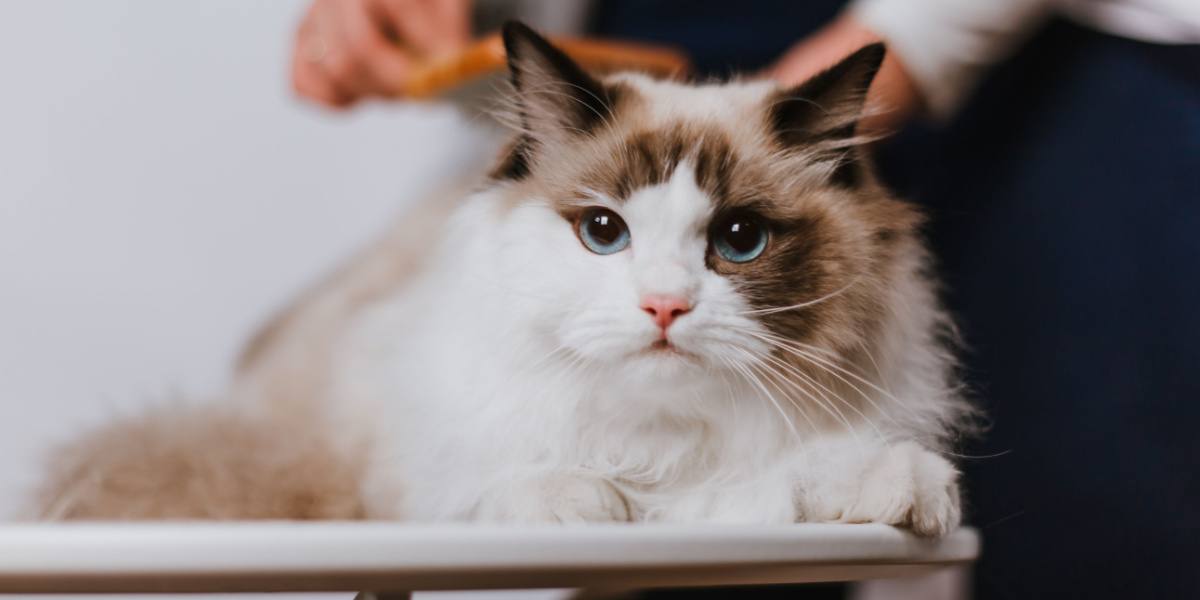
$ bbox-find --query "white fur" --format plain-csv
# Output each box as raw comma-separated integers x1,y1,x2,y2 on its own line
308,184,956,536
234,78,970,536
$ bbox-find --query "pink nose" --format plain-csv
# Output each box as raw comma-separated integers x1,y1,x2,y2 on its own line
640,294,693,331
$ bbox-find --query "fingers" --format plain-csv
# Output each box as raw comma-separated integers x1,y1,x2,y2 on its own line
289,0,471,108
291,46,353,109
331,0,414,97
379,0,469,57
292,2,356,108
427,0,472,49
379,0,441,56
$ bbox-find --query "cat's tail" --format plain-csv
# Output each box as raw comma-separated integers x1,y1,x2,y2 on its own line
34,402,366,521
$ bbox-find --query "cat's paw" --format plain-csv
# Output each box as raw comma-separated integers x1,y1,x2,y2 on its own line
477,473,631,523
808,441,961,537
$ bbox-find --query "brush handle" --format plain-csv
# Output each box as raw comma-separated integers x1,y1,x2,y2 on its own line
403,33,691,99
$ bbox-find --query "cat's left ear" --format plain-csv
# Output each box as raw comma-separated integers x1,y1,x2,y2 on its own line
768,43,886,185
502,21,619,146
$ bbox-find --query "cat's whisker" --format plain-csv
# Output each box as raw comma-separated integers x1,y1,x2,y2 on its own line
854,337,887,383
748,336,892,415
728,346,820,438
713,356,740,426
738,277,862,316
559,81,623,134
756,351,892,451
739,360,825,468
723,354,806,445
523,344,573,375
688,324,905,438
734,329,907,428
720,324,837,360
516,81,621,136
755,351,859,430
796,333,964,432
750,330,902,405
762,344,891,416
937,449,1011,460
778,338,918,422
738,348,867,452
519,84,614,136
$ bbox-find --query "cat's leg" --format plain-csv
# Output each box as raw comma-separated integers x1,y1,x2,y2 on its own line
797,436,961,537
473,470,632,523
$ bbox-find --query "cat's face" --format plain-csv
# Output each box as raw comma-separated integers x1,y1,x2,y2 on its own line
492,23,919,390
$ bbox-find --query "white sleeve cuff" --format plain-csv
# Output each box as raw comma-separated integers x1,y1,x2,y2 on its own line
850,0,1051,118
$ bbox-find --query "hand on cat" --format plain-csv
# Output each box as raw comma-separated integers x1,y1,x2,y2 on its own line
291,0,471,108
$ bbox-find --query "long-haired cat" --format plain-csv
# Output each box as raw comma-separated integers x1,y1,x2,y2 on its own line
36,22,974,536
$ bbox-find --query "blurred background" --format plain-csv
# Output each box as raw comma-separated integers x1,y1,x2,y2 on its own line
1,1,1197,599
0,0,499,517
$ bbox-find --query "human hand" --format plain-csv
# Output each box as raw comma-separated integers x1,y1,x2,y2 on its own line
291,0,472,108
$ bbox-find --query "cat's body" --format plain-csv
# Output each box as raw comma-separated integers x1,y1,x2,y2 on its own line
36,24,973,536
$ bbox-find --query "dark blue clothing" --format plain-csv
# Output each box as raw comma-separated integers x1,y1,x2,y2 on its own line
591,0,844,75
594,4,1200,598
911,21,1200,599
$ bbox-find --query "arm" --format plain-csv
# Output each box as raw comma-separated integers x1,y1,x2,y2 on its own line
770,0,1053,132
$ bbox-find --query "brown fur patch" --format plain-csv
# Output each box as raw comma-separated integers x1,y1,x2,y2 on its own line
575,125,735,203
36,404,366,520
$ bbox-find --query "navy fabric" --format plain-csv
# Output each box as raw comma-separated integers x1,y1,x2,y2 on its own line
591,6,1200,599
908,21,1200,599
590,0,845,76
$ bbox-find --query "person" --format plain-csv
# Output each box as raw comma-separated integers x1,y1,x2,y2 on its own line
289,1,1200,597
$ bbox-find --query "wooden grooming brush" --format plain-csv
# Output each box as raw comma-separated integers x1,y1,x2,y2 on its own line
402,32,690,99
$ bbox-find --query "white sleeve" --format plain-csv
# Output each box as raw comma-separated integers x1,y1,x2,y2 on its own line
850,0,1053,118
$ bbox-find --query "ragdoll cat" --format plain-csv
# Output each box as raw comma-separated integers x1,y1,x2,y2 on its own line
36,22,974,536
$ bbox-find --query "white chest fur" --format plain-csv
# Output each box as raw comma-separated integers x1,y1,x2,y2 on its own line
326,192,806,523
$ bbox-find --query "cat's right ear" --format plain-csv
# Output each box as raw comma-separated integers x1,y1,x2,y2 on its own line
768,43,886,186
496,21,619,179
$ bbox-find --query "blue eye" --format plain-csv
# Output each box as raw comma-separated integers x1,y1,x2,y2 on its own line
578,208,630,255
712,214,768,263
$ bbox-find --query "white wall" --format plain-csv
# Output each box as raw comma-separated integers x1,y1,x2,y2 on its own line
0,0,500,519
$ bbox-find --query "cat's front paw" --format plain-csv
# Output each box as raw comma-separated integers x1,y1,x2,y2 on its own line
476,473,631,524
808,441,961,537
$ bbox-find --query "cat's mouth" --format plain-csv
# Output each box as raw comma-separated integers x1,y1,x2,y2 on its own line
639,339,697,361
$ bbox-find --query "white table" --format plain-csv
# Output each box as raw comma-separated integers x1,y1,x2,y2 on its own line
0,522,979,598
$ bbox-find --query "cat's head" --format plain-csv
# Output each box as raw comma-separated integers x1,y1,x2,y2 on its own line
488,22,922,391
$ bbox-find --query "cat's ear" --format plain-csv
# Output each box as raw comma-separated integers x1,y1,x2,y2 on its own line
501,21,619,145
768,43,886,185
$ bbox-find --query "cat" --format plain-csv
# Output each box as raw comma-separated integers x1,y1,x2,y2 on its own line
35,22,975,536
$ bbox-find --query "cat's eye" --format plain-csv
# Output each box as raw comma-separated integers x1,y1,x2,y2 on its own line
711,214,768,263
577,208,631,255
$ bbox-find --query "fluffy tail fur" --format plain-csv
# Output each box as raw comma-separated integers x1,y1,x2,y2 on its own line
35,403,365,520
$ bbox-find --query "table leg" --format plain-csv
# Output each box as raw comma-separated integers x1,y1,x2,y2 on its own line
354,591,412,600
851,565,972,600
